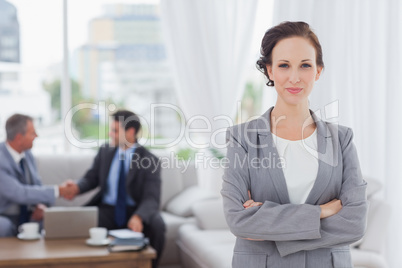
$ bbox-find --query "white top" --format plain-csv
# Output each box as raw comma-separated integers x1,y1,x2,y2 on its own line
271,129,319,204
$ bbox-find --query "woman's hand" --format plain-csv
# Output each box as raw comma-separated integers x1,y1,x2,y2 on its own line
319,199,342,219
243,190,263,209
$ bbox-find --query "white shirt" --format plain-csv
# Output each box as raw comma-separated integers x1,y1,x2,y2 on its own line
5,142,25,163
272,129,319,204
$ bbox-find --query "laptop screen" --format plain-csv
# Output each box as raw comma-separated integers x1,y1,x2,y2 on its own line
43,207,98,239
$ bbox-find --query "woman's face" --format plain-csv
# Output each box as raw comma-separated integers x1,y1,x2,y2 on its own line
267,36,322,107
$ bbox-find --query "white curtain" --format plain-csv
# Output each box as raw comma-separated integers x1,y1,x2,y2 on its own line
160,0,258,190
272,0,402,266
160,0,258,144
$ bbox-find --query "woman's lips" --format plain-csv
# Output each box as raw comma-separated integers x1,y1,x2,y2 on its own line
286,87,302,94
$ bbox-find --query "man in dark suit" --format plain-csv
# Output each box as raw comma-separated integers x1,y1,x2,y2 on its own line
0,114,72,237
66,110,165,268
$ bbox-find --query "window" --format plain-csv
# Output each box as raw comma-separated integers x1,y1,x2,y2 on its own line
1,0,273,154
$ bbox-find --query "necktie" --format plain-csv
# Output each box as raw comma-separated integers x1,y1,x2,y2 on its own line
115,156,127,228
19,158,30,225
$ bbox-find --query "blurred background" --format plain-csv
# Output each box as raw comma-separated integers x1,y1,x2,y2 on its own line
0,0,400,266
0,0,272,152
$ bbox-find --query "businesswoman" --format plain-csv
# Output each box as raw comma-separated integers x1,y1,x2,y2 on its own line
221,21,368,268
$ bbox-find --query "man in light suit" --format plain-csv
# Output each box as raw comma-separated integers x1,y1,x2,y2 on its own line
0,114,72,237
64,110,165,268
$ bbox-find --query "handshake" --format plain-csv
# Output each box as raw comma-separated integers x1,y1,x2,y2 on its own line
58,180,80,200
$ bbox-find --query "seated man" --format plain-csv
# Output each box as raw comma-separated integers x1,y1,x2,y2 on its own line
66,110,165,268
0,114,71,236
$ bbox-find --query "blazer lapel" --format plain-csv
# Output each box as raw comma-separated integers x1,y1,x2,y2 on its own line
1,143,24,181
304,111,336,205
255,108,337,205
257,108,290,204
126,145,141,185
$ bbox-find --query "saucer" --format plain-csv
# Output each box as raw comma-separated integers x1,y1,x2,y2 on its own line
17,233,41,240
86,238,111,246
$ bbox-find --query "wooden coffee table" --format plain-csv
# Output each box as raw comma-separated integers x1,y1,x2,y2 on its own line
0,237,156,268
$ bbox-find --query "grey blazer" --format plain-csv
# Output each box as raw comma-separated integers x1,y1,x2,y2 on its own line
221,107,368,268
0,142,55,215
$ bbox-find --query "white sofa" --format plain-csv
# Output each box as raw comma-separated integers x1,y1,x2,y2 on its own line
34,152,219,268
177,178,391,268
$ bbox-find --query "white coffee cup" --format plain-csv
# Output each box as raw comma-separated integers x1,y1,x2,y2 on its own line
89,227,107,243
18,222,39,238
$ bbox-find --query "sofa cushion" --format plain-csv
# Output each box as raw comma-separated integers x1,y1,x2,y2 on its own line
159,162,198,209
177,224,235,268
192,198,228,230
35,153,95,184
165,186,218,217
160,166,184,209
35,153,98,207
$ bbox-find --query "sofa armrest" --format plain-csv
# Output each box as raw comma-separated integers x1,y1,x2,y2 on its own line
358,198,391,254
351,248,389,268
192,198,228,230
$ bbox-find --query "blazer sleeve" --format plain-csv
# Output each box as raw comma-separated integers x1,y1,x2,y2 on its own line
221,127,322,241
275,128,368,257
77,147,103,194
0,164,55,206
132,153,161,224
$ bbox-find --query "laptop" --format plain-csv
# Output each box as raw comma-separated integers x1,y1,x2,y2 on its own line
43,207,98,239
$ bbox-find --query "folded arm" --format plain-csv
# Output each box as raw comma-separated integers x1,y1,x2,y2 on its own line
221,127,367,254
221,128,322,241
275,128,368,256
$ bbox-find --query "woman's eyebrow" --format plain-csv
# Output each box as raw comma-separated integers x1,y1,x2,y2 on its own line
277,59,313,62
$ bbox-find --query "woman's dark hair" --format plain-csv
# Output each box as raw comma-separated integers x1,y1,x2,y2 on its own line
256,21,324,87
